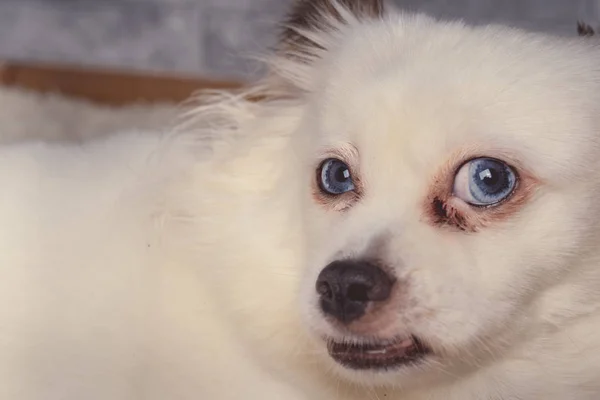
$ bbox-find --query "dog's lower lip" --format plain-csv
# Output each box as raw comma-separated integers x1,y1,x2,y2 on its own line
327,336,430,370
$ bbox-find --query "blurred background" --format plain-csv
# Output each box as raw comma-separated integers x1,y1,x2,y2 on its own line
0,0,598,82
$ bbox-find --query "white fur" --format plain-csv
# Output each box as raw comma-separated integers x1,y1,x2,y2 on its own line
3,5,600,400
0,87,181,144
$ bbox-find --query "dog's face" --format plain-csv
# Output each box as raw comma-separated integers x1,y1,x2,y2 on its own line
264,0,600,390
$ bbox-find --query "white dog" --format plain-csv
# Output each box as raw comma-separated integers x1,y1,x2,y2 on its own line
3,1,600,399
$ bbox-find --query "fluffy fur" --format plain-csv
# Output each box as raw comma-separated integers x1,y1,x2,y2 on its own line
0,87,180,144
3,1,600,399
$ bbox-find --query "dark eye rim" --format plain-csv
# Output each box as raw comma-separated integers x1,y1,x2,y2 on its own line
316,157,355,196
453,156,520,209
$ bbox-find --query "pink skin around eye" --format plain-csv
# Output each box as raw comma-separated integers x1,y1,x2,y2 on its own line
423,150,540,232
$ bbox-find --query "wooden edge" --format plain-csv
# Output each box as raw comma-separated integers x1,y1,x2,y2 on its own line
0,61,245,106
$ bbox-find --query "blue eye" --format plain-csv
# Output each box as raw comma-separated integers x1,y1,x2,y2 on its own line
453,157,517,206
318,158,356,195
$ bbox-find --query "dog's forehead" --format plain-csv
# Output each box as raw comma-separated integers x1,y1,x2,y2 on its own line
309,18,600,183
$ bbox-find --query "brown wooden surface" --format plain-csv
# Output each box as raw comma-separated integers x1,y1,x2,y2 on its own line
0,61,244,106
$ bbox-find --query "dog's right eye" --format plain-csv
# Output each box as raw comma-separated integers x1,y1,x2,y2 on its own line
318,158,356,195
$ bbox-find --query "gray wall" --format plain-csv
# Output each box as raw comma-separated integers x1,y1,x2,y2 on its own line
0,0,597,81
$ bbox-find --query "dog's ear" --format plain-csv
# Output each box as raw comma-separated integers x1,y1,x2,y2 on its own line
281,0,383,47
270,0,384,93
280,0,383,55
577,21,596,37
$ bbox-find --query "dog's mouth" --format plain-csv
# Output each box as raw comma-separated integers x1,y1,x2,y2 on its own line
327,336,431,370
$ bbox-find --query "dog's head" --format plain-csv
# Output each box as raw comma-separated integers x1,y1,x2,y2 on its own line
198,0,600,394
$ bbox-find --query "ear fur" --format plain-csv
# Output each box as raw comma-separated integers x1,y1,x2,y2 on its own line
268,0,384,94
577,21,596,37
280,0,383,55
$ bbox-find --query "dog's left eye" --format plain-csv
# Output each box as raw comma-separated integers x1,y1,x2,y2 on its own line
318,158,355,195
453,157,517,206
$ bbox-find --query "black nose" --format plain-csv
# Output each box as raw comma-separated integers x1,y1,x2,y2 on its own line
316,260,394,324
